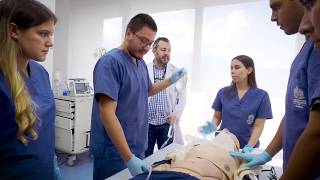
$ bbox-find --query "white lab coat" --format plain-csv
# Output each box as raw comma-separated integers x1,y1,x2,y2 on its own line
147,62,187,145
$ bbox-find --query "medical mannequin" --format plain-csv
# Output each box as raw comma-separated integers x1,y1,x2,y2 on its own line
131,130,261,180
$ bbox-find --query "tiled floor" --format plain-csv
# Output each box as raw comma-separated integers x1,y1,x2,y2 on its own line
57,151,93,180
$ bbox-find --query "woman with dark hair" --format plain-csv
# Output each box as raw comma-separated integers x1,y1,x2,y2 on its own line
0,0,58,179
199,55,273,152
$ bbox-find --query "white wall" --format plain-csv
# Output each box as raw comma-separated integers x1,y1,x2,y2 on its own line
53,0,263,86
52,0,70,86
38,0,55,84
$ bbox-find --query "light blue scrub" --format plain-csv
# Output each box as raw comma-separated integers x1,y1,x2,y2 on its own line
283,40,320,170
90,48,152,178
0,60,55,179
212,86,273,148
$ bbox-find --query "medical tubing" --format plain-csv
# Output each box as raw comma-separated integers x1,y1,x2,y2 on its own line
145,166,153,180
160,126,173,149
160,137,171,149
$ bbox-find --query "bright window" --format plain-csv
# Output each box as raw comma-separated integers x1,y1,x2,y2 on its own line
103,17,122,52
144,9,195,71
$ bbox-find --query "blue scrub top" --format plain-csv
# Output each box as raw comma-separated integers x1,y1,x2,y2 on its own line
212,86,273,148
0,60,55,179
90,48,152,160
283,40,320,169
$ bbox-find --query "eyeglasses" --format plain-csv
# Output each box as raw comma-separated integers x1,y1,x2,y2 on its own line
133,33,154,49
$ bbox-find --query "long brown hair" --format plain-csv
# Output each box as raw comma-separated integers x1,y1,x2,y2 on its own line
0,0,57,144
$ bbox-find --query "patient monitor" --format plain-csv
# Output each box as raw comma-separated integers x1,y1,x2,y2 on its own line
68,78,92,96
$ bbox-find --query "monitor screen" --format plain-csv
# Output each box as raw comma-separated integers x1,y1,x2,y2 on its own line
75,83,88,94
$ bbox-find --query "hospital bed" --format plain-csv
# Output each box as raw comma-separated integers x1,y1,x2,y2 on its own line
107,143,282,180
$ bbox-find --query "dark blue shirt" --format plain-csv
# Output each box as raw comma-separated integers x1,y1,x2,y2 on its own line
0,60,55,179
212,86,273,148
283,40,320,169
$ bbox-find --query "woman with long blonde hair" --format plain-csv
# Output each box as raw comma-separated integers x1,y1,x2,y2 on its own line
0,0,58,179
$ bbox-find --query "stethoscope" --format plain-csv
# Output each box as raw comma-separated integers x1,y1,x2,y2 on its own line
153,64,167,83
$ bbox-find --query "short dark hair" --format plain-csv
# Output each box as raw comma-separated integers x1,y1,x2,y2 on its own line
231,55,257,88
152,37,169,49
0,0,57,30
299,0,315,9
127,13,157,33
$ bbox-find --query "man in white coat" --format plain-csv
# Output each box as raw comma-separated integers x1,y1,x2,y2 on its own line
145,37,187,157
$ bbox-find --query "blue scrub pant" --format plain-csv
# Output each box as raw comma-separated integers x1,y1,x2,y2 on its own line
93,153,145,180
145,123,172,157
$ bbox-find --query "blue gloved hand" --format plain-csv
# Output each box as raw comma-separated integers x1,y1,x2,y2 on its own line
127,155,149,176
170,68,187,83
242,145,254,153
229,150,271,168
54,154,62,180
198,121,217,135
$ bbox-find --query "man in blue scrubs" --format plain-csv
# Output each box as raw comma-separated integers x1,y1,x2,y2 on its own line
230,1,320,179
90,13,186,180
278,1,320,179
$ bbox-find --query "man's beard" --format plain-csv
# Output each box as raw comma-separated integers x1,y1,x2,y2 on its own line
156,57,169,66
128,47,144,60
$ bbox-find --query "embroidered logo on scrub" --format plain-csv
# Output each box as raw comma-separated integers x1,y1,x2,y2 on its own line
246,114,255,125
293,86,307,109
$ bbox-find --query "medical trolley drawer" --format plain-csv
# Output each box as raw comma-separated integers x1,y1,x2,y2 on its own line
55,116,74,130
55,127,73,152
56,105,75,113
55,99,75,108
56,111,74,119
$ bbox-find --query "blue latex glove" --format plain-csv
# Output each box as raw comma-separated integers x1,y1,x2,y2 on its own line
127,155,149,176
229,150,271,168
54,154,62,180
170,68,187,83
198,121,217,135
242,145,254,153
